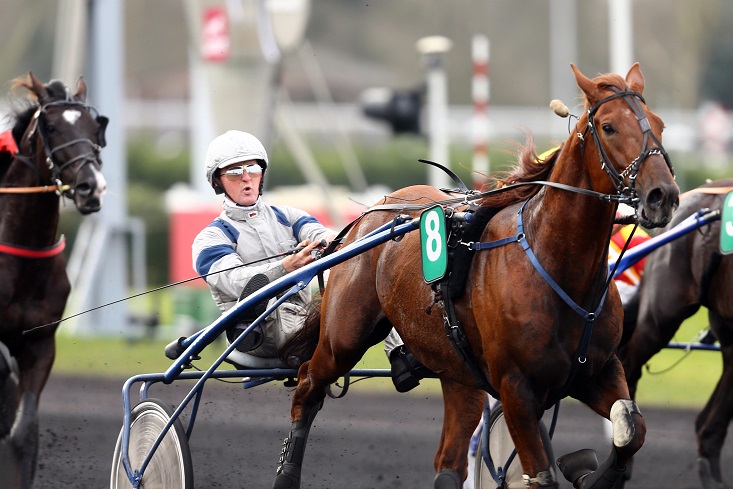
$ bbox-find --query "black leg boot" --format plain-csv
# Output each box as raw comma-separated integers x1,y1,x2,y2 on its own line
272,399,323,489
389,346,432,393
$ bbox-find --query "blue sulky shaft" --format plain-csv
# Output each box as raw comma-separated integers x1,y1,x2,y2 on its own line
609,208,720,276
119,214,419,486
163,214,419,384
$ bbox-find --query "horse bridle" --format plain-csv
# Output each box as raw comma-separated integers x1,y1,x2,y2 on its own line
579,86,674,204
16,99,106,196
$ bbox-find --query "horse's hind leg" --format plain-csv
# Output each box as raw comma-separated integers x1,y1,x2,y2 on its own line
695,312,733,489
273,325,375,489
433,382,484,488
561,355,646,489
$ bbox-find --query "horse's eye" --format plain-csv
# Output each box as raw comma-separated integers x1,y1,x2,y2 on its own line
602,124,615,135
46,124,56,134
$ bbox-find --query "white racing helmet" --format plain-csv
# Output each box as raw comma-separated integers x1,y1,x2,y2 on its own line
205,130,269,195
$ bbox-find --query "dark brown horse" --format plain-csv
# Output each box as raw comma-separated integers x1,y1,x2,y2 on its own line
618,179,733,489
0,73,107,488
272,63,679,489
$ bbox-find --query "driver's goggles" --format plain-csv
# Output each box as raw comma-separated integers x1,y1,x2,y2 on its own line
220,164,263,180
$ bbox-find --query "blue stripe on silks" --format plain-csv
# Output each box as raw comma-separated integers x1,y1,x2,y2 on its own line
292,216,319,240
196,244,235,277
271,206,291,227
209,218,240,243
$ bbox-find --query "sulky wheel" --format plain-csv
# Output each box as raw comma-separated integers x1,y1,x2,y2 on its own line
474,402,554,489
110,398,193,489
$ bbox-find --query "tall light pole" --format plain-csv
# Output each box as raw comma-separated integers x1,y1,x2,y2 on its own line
608,0,633,75
62,0,129,336
416,36,452,190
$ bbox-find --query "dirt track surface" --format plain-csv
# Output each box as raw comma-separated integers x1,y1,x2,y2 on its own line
33,373,733,489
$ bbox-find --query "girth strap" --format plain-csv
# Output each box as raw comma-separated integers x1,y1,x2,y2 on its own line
438,281,500,398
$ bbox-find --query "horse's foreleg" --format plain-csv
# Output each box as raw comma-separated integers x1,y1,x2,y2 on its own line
501,382,560,489
695,329,733,489
9,392,38,489
561,355,646,489
0,341,21,488
432,382,484,489
0,341,19,438
619,306,689,400
9,334,55,489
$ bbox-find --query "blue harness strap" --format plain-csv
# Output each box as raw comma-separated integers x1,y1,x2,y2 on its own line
469,200,607,323
467,199,610,400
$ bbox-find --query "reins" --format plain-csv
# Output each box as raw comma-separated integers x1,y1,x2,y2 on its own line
22,243,317,334
0,184,70,194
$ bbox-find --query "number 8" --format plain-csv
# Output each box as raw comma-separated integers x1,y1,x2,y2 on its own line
425,211,442,262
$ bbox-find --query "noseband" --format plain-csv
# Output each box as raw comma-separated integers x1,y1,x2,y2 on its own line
19,99,104,196
579,86,674,204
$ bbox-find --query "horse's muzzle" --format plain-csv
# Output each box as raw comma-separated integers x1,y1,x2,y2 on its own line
637,180,679,228
73,163,106,214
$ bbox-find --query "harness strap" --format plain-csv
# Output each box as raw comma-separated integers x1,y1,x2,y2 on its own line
517,212,605,322
0,236,65,259
467,199,610,404
438,281,499,398
365,179,635,218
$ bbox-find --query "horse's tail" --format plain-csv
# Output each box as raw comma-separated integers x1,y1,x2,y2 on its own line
278,296,322,366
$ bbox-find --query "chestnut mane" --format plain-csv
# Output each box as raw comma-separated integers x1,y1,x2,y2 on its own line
478,72,630,211
479,134,561,209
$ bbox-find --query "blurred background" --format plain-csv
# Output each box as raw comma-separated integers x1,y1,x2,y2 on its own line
1,0,732,337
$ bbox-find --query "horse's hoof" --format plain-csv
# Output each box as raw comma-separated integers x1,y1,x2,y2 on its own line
434,468,461,489
557,449,599,486
272,470,300,489
697,457,725,489
574,448,624,489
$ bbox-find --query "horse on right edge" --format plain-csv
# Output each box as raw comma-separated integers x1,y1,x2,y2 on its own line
619,178,733,489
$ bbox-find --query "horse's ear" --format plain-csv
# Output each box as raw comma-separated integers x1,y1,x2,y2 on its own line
571,63,600,103
74,76,87,103
28,72,49,104
96,115,109,147
625,62,645,94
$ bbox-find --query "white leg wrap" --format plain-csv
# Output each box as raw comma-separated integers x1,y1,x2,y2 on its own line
609,399,641,448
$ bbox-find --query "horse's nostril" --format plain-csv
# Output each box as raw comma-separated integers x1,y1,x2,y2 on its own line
646,188,663,209
75,183,92,197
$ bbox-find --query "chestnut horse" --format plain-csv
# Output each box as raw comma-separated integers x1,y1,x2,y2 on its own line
272,63,679,489
618,179,733,489
0,73,107,488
